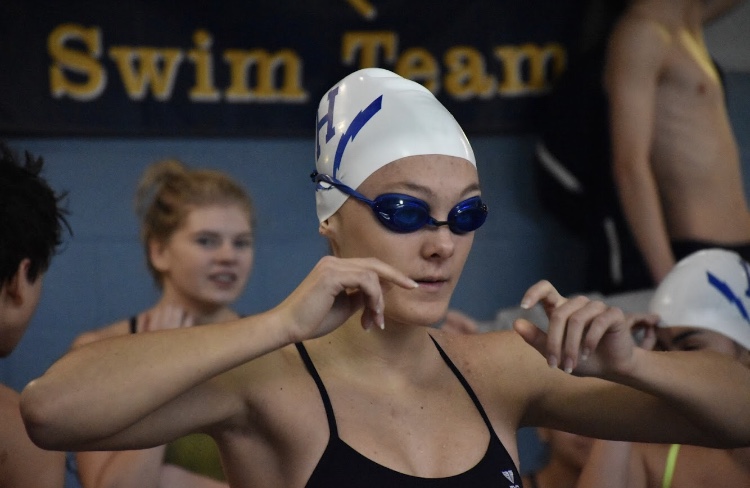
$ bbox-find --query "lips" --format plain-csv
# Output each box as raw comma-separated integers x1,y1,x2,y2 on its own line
413,276,449,289
209,272,238,286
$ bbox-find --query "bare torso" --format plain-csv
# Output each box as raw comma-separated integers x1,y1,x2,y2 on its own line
650,22,750,242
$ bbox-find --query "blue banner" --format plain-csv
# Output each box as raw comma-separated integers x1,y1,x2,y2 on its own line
0,0,584,136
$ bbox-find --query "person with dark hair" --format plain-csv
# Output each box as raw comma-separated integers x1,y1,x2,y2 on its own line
0,142,69,487
18,69,750,488
72,159,254,488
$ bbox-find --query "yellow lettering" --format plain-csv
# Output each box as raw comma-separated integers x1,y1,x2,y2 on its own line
48,24,106,101
108,47,183,101
494,43,566,95
394,48,440,92
443,47,496,100
341,31,398,69
187,29,220,102
223,49,307,102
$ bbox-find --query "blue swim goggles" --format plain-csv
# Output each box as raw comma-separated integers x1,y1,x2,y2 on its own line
311,171,488,234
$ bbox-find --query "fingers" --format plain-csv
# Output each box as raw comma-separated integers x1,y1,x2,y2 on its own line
286,256,419,340
520,280,567,311
638,326,658,351
629,313,661,350
344,258,418,330
547,296,610,372
513,318,547,351
572,305,625,367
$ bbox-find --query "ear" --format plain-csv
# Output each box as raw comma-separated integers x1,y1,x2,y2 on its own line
318,218,334,237
2,259,31,305
148,239,170,273
319,217,341,256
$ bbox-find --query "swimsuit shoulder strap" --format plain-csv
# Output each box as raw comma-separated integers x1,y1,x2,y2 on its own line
428,335,495,432
129,316,138,334
295,342,338,437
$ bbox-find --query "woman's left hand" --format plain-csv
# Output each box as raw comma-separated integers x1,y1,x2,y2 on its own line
513,280,659,377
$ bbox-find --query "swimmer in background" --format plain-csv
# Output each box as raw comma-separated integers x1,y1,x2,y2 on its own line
605,0,749,285
71,160,254,488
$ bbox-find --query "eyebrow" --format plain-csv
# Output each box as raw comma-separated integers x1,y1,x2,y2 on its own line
397,181,482,198
191,230,252,238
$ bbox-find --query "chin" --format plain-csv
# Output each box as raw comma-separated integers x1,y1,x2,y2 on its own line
386,302,449,328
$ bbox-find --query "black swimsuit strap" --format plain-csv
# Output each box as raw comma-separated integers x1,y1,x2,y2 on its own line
296,337,494,440
295,342,338,436
428,335,496,433
129,316,137,334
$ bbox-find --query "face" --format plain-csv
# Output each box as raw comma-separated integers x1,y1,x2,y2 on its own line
537,428,594,470
657,326,744,358
150,204,254,311
324,155,479,327
0,263,44,357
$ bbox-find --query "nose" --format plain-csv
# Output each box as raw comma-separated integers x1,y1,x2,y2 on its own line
422,225,455,259
215,240,238,262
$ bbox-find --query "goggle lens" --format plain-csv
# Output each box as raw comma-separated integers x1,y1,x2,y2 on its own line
312,172,488,234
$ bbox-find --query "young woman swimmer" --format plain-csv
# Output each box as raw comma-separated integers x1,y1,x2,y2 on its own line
20,69,750,488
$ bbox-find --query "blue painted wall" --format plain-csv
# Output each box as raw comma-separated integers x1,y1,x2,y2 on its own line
3,72,749,486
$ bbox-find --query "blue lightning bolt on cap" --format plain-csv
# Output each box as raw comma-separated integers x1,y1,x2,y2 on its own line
313,68,476,223
649,248,750,350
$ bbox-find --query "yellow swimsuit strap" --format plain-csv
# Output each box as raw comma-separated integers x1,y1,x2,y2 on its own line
661,444,681,488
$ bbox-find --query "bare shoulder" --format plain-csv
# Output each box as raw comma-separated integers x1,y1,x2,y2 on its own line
70,318,131,349
609,9,672,57
430,329,550,398
215,342,320,423
431,328,539,367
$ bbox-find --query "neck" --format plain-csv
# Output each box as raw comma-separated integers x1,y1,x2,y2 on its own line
323,313,438,373
153,294,238,325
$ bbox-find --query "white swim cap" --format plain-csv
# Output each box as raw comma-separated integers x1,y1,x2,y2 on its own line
313,68,476,222
649,248,750,350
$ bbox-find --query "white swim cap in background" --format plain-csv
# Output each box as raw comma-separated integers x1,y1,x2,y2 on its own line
649,248,750,350
313,68,476,222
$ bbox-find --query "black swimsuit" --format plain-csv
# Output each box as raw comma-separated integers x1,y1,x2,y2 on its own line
296,336,523,487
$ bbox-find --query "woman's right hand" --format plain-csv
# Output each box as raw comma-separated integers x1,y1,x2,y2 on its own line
275,256,418,342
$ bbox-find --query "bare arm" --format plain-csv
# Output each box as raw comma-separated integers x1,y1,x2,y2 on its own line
605,16,675,283
20,257,417,451
0,385,65,488
513,281,750,447
72,308,196,488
